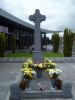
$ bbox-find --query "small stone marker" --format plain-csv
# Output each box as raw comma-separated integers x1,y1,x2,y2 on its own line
10,82,20,100
62,80,73,98
29,9,46,63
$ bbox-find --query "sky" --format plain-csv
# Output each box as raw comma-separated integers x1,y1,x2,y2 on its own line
0,0,75,39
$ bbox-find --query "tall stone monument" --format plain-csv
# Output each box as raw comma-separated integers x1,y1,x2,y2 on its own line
29,9,46,63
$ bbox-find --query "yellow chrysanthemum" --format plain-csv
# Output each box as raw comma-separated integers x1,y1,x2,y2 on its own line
34,64,38,66
45,68,50,72
21,67,33,72
50,74,53,78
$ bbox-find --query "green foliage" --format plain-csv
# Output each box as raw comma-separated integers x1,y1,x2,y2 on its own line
63,28,74,57
0,32,6,57
12,34,16,53
52,32,60,53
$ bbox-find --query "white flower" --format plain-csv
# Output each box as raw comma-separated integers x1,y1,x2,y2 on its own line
56,69,62,73
31,70,36,75
39,63,42,66
48,65,50,67
48,68,62,75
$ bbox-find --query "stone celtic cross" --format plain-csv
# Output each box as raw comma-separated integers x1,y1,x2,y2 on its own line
29,9,46,62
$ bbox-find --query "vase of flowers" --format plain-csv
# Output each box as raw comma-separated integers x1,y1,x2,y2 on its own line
23,78,31,90
43,58,56,69
21,60,36,90
45,67,62,90
34,62,44,78
50,78,56,89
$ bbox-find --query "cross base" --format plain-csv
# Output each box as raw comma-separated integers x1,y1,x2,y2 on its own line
32,51,43,63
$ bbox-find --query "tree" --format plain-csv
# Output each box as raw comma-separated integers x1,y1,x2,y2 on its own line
63,28,74,57
12,34,16,53
0,32,6,57
52,32,60,53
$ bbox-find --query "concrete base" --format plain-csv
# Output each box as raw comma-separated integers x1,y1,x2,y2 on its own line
33,51,43,63
20,90,63,99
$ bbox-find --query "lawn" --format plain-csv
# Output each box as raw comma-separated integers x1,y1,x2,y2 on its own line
4,51,64,57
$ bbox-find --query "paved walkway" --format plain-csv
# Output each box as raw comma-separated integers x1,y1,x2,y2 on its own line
0,58,75,100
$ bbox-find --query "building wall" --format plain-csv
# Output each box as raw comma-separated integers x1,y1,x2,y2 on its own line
0,24,46,51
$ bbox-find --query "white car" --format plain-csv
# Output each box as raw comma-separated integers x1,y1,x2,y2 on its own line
46,45,53,51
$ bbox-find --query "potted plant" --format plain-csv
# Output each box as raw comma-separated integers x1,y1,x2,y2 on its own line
22,58,34,68
21,67,36,90
34,62,44,78
55,78,62,90
43,58,56,69
21,59,36,90
20,79,27,90
45,63,62,90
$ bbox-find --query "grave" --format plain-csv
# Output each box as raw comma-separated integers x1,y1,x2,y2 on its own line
9,71,73,100
9,9,73,100
29,9,46,63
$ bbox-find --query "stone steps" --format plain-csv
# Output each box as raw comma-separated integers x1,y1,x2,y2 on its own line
20,90,63,99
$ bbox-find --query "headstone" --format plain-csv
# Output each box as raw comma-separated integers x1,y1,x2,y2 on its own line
29,9,46,63
62,80,72,98
9,82,20,100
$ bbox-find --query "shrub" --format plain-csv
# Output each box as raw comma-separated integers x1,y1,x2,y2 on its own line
63,28,74,57
52,32,60,53
0,32,6,57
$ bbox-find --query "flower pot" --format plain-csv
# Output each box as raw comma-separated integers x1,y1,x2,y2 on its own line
26,80,31,90
37,69,42,78
23,78,31,90
50,78,56,89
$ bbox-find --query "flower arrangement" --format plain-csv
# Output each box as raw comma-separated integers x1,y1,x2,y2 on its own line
43,58,56,69
44,59,62,79
34,62,44,70
37,83,45,90
20,79,27,90
55,78,62,89
22,58,34,68
21,58,36,80
21,67,36,80
46,68,62,79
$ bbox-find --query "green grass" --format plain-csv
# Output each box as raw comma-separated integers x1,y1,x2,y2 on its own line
43,52,64,57
4,51,64,57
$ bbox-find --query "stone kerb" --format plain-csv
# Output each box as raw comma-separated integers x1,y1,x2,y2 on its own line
9,72,22,100
9,73,73,99
62,80,73,98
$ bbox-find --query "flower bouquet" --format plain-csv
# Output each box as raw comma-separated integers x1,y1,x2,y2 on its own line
22,58,34,68
34,62,44,78
46,68,62,79
21,59,36,90
44,59,62,90
34,62,44,70
21,67,36,80
43,58,56,69
46,68,62,90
